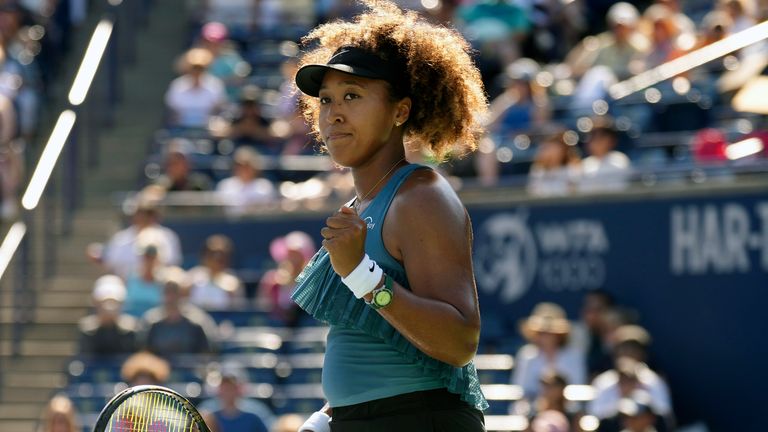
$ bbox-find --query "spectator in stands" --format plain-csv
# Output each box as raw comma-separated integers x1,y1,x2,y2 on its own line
588,326,672,423
258,230,315,326
165,47,227,129
570,289,616,377
215,146,276,216
527,130,582,197
78,275,139,356
271,414,304,432
142,267,216,355
512,303,586,405
37,394,80,432
188,234,244,309
477,58,551,186
90,197,182,279
486,58,550,137
565,2,648,82
454,0,531,73
197,21,250,102
577,117,632,194
640,4,689,70
198,362,275,432
222,85,277,152
530,409,570,432
123,243,166,317
120,351,171,386
153,142,213,192
616,390,661,432
514,370,571,419
273,51,316,157
0,3,42,140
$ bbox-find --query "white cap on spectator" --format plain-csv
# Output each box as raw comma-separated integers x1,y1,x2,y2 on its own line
92,275,126,303
607,2,639,27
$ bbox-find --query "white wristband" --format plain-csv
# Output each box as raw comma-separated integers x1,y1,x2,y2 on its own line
341,253,383,298
299,411,331,432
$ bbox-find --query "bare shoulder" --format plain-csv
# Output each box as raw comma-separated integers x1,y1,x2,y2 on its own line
385,167,469,261
392,167,466,225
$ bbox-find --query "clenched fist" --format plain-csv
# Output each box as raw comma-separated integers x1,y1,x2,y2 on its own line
320,206,367,277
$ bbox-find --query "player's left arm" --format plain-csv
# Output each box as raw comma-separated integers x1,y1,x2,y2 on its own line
374,169,481,367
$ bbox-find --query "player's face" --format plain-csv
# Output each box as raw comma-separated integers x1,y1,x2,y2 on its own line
317,70,401,168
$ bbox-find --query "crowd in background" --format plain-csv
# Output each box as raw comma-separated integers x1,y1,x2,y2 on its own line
128,0,768,216
0,0,88,221
27,0,768,431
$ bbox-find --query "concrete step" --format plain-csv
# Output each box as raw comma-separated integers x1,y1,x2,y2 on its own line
0,403,47,419
0,339,77,357
35,291,91,308
3,371,67,389
0,306,88,324
3,355,72,372
21,324,79,341
37,276,98,292
0,420,38,432
0,385,58,402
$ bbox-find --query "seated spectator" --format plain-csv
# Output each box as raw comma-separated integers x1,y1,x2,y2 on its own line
512,303,586,405
165,47,226,129
78,275,139,356
153,142,213,192
90,197,182,279
639,4,689,70
527,130,582,197
123,243,166,317
37,394,80,432
216,85,277,152
197,21,250,102
570,289,616,377
514,370,570,419
258,231,316,326
142,268,217,355
188,234,244,309
565,2,648,82
588,326,672,423
530,409,570,432
616,390,661,432
216,147,276,216
454,0,530,70
577,118,632,193
198,362,275,432
120,351,171,386
486,58,549,137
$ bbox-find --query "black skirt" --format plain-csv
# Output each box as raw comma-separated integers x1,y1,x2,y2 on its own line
330,388,486,432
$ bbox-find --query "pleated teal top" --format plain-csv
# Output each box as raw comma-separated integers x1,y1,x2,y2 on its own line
292,163,488,410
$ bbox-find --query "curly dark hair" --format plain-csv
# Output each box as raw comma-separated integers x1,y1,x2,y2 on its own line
296,0,488,161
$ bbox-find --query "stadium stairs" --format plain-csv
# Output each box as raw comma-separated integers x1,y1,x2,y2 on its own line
0,1,188,430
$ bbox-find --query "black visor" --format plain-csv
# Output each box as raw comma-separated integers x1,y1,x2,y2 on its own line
295,46,406,97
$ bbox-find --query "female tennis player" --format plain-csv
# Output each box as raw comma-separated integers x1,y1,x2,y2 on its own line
291,1,488,431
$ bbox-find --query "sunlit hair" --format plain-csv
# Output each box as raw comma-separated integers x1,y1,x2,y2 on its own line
38,395,80,432
297,0,488,161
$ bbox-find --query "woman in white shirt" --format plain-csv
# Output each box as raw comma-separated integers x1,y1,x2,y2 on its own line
216,147,276,215
512,302,587,406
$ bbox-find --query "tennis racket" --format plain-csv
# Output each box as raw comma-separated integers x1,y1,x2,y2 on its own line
92,385,211,432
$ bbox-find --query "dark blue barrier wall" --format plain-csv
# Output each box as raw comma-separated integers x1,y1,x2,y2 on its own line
166,187,768,431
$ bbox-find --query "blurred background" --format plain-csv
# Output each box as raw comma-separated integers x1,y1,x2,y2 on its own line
0,0,766,431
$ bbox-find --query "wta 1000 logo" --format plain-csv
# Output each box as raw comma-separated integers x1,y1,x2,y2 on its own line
473,211,610,303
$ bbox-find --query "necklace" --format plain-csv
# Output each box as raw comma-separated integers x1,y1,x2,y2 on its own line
353,158,405,212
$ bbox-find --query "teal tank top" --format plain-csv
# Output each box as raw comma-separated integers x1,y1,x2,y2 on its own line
292,163,488,411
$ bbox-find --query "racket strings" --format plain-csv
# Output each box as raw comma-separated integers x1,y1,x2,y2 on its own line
105,391,197,432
